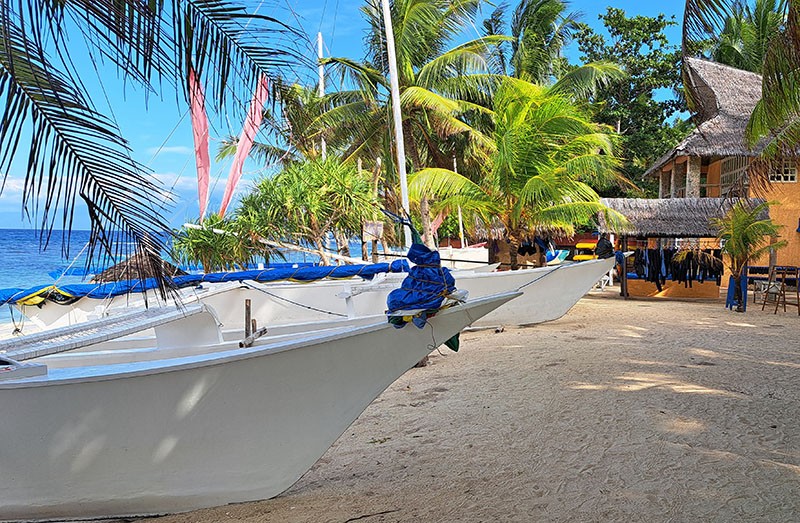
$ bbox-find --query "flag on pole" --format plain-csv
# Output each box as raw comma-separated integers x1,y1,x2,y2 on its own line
219,75,270,216
188,67,210,219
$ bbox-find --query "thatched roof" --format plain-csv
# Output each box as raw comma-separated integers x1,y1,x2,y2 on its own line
597,197,768,238
645,58,763,177
92,253,186,282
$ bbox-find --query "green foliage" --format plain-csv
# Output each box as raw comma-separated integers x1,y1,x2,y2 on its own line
710,0,787,74
575,8,688,196
410,78,627,268
712,200,786,279
238,157,377,262
171,214,277,273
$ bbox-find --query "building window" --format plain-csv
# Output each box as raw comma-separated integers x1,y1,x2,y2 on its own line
769,159,797,183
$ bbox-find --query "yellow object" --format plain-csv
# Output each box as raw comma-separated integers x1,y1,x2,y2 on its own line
573,241,598,261
14,285,75,306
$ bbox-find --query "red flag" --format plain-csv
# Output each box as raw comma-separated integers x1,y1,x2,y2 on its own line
188,67,210,219
219,75,270,216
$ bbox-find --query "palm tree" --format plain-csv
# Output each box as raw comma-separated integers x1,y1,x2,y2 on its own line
683,0,797,166
711,0,787,73
216,80,365,167
711,200,786,311
0,1,302,281
321,0,509,247
409,77,625,269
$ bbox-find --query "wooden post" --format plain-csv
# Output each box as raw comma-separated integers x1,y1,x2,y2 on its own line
620,236,629,299
245,299,252,337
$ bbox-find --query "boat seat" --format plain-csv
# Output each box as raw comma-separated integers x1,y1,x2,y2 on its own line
0,304,220,362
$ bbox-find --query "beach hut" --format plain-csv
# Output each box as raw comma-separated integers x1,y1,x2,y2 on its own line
92,252,186,283
644,57,800,267
597,197,767,299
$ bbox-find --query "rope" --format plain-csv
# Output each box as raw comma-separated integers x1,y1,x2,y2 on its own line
241,281,348,317
517,263,565,291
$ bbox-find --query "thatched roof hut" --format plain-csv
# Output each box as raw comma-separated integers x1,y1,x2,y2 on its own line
92,252,187,283
644,58,763,177
597,197,768,238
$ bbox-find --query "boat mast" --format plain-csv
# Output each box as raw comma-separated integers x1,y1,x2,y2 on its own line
380,0,412,248
317,32,327,160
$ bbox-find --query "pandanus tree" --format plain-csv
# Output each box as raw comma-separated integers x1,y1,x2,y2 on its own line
712,200,785,311
409,77,626,270
683,0,797,171
237,157,377,265
0,0,302,283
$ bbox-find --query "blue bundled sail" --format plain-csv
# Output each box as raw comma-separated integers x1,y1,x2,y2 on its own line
385,242,461,351
386,243,456,316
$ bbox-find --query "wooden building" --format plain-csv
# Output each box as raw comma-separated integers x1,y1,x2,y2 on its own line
644,57,800,266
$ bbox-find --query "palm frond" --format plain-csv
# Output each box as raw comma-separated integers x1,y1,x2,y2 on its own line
0,10,170,274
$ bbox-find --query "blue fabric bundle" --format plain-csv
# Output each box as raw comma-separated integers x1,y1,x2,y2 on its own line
386,243,456,317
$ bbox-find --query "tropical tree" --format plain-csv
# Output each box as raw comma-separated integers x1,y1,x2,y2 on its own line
238,157,377,264
171,213,276,272
409,77,625,269
216,80,363,167
683,0,797,168
711,0,787,74
711,200,785,311
481,0,580,82
0,1,301,282
575,8,687,196
320,0,509,247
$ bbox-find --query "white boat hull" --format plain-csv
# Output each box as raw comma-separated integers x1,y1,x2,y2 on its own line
15,259,614,335
0,293,517,522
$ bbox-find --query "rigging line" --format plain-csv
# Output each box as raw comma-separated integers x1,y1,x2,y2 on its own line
517,263,564,291
241,281,349,317
318,0,330,34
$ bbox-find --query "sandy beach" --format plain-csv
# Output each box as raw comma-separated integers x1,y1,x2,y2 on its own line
114,289,799,522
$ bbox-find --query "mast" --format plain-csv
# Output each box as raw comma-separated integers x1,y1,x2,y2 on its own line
380,0,412,248
317,32,327,160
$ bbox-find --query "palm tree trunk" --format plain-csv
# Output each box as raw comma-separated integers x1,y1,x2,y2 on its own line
420,196,436,249
403,124,436,249
733,274,744,311
509,234,521,270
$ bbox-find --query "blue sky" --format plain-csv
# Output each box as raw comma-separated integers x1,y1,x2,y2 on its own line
0,0,686,231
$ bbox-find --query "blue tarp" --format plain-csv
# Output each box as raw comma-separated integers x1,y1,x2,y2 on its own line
0,260,410,307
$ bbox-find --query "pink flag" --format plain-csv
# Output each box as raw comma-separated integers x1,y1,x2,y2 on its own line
188,67,210,219
219,75,270,216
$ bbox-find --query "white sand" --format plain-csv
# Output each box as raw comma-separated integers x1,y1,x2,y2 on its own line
105,292,800,522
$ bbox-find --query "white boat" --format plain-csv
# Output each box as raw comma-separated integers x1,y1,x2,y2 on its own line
0,291,518,522
10,257,615,334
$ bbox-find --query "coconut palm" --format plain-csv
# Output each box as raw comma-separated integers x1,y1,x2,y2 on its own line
711,200,786,311
320,0,510,246
683,0,797,165
0,1,302,281
711,0,787,73
409,77,625,269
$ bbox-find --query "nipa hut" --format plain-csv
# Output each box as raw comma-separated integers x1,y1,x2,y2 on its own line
92,252,186,283
597,197,767,299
